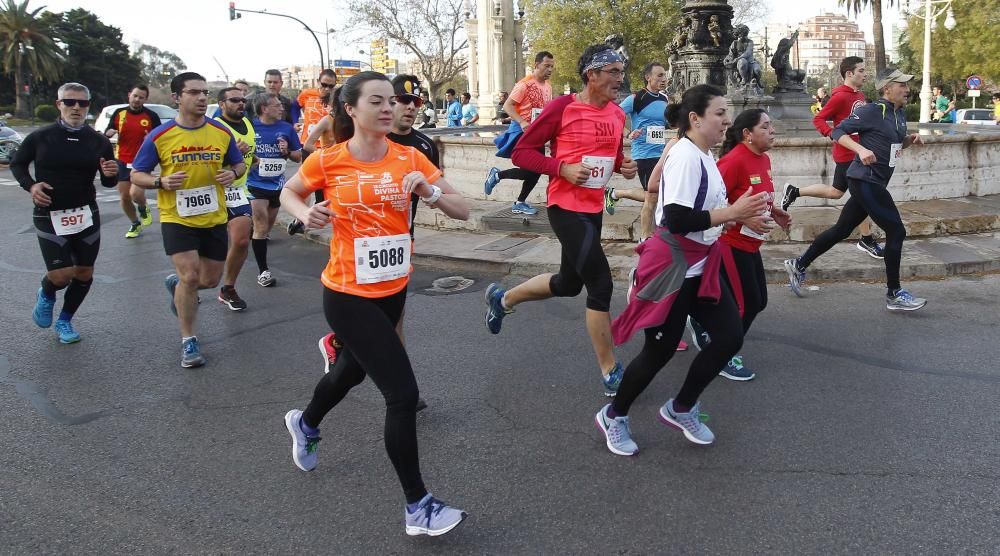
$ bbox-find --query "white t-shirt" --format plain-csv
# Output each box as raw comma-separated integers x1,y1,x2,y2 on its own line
656,137,729,277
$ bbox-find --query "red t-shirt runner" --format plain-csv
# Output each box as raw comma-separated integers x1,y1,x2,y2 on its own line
812,84,866,163
717,142,774,253
105,106,162,164
511,94,626,214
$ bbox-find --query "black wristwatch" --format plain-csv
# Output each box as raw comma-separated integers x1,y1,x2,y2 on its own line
153,177,162,189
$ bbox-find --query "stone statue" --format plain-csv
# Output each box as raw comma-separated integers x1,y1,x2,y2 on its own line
604,33,632,94
708,15,722,47
723,24,762,95
771,30,807,92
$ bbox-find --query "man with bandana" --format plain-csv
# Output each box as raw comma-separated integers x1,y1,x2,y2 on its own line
483,44,639,397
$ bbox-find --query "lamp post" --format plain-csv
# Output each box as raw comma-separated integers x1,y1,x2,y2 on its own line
914,0,956,123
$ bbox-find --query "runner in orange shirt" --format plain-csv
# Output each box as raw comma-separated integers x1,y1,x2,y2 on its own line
278,71,470,537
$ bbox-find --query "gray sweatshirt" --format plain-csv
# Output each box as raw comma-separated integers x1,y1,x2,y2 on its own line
832,98,908,186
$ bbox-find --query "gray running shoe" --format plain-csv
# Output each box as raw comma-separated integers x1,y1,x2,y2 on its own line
886,289,926,311
659,399,714,445
284,409,321,471
181,337,206,368
719,355,755,381
404,494,468,537
594,404,638,456
783,258,806,297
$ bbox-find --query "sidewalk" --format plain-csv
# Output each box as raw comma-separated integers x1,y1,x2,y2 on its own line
276,193,1000,283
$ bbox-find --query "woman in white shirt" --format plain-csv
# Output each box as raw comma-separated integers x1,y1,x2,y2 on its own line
597,84,767,456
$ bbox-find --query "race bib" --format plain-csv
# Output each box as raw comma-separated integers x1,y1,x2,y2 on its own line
223,186,249,208
646,126,666,145
176,185,219,217
531,107,543,122
258,158,287,178
581,155,615,188
49,205,93,236
355,234,411,284
889,143,903,168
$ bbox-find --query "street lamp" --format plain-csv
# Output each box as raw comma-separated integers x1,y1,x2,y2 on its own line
912,0,957,123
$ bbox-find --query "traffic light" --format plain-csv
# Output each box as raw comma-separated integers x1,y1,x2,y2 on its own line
229,2,241,20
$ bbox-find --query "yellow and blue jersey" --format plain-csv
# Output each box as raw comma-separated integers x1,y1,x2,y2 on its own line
133,118,243,228
214,116,256,193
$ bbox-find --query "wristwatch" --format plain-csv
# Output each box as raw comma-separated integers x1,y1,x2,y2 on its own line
153,177,162,189
421,185,443,205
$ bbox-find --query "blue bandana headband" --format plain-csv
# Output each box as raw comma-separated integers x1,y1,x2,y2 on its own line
583,49,623,73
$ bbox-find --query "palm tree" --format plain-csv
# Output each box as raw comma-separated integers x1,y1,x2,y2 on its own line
0,0,64,118
839,0,896,74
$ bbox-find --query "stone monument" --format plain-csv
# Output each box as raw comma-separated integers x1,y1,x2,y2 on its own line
604,33,632,99
664,0,735,98
464,0,526,121
766,29,815,127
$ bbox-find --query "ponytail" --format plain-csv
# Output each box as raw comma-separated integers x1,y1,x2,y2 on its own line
720,108,767,157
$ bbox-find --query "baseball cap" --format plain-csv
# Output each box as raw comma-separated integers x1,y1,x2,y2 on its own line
875,68,914,90
392,75,423,101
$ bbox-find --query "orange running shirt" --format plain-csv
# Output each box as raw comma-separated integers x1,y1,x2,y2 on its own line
298,88,326,147
508,76,552,123
297,139,442,297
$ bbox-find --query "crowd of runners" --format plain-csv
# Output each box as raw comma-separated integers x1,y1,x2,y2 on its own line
17,43,925,537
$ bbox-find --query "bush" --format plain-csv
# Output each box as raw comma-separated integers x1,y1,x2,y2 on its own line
0,104,15,114
904,103,920,122
34,104,59,121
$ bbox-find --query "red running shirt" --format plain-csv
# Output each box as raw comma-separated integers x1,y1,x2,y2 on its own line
512,94,625,214
717,142,774,253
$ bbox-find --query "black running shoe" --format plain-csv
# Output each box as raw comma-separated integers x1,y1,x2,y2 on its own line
287,219,305,236
780,183,800,211
218,286,247,311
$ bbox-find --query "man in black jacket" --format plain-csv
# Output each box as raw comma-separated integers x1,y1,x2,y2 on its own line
14,82,118,343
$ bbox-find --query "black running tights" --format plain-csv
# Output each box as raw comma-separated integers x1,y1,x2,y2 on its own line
729,249,767,333
798,178,906,292
303,287,426,504
611,276,743,415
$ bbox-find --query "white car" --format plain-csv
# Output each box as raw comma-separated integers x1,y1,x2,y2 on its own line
955,109,997,125
92,103,179,142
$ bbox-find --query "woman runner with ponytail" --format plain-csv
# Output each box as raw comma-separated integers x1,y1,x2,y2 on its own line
594,85,768,456
279,71,470,536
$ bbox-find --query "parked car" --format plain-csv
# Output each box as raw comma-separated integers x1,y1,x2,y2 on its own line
0,119,22,164
92,103,179,143
955,108,997,125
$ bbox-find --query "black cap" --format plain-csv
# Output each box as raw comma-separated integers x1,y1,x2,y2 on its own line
393,76,422,99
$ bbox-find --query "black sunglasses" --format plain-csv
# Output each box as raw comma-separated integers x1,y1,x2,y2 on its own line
225,97,247,104
394,95,423,108
59,99,91,108
320,83,336,89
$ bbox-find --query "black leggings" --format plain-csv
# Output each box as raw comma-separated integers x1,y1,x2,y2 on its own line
611,276,743,415
302,287,426,504
546,205,613,312
729,248,767,333
499,147,544,202
798,178,906,292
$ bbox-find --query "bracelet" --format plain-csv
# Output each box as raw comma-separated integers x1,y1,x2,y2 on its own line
421,185,443,205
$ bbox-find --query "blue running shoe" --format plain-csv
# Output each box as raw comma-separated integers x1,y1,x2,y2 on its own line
602,361,624,397
284,409,321,471
54,319,80,344
165,273,180,316
32,287,55,328
484,283,513,334
511,201,538,215
181,337,206,368
404,494,467,537
783,258,806,298
484,167,501,195
886,288,926,311
659,399,714,445
719,355,755,381
594,404,638,456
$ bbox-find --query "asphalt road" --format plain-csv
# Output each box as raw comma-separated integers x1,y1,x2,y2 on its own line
1,179,998,554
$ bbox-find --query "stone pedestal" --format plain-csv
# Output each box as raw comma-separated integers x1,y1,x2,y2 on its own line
667,0,734,96
767,91,817,133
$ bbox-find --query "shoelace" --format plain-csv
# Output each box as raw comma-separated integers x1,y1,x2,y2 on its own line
305,435,321,454
895,290,914,302
730,355,743,369
417,497,446,525
184,340,199,355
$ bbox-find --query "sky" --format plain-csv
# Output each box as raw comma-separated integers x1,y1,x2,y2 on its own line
37,0,906,85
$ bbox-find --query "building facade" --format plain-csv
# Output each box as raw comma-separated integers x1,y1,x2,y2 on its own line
797,12,867,76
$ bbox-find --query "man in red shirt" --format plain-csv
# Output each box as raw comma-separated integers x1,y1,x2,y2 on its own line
104,84,162,238
484,44,638,398
780,56,884,259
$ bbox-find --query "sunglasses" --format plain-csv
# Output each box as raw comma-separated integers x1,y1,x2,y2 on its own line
224,97,247,104
394,95,423,108
59,99,91,108
320,83,336,89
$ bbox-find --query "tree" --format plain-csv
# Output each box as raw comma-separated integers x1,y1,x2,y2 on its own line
348,0,467,100
39,8,141,112
730,0,768,27
839,0,896,74
897,0,1000,102
135,44,186,89
0,0,63,117
524,0,682,94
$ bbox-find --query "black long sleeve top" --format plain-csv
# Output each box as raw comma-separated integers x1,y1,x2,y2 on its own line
11,122,117,212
